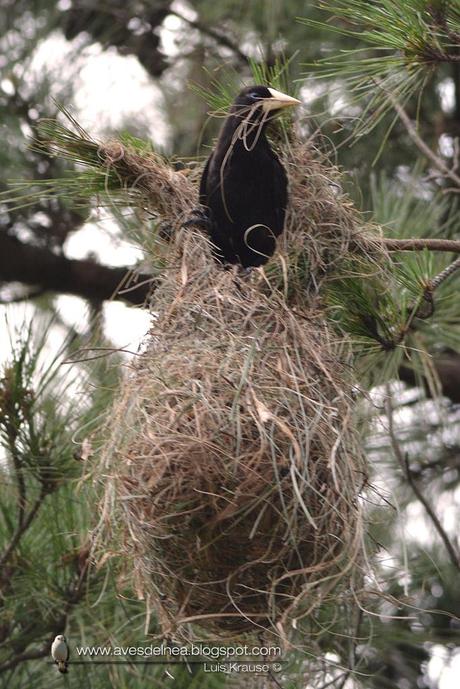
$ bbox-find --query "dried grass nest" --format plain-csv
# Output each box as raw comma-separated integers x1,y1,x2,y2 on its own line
98,135,379,638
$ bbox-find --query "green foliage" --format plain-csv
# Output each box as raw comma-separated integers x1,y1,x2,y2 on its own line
369,168,458,237
191,55,299,115
0,323,156,688
371,174,460,353
1,109,159,215
0,321,80,490
323,160,460,389
327,248,460,386
0,321,87,682
300,0,460,137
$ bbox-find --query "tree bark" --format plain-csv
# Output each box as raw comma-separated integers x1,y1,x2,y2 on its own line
0,233,154,305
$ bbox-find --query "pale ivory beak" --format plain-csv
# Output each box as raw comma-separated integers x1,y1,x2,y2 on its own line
262,87,301,112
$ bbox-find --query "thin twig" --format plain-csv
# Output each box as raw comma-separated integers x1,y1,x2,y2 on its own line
2,403,27,529
430,256,460,289
317,672,348,689
390,98,460,189
385,388,460,571
169,10,250,65
336,671,352,689
377,237,460,253
268,668,285,689
0,546,90,674
0,644,52,674
11,449,26,529
410,455,460,477
410,256,460,320
0,607,73,673
334,607,363,689
0,487,47,570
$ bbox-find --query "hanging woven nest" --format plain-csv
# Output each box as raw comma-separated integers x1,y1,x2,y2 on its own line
97,135,380,639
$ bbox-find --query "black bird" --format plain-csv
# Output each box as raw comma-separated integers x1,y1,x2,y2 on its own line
197,85,300,268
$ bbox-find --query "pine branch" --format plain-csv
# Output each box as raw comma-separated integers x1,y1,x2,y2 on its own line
0,564,89,674
11,447,26,530
0,643,52,674
388,97,460,189
385,388,460,571
0,233,156,305
430,256,460,289
301,1,460,138
0,486,47,570
409,257,460,320
376,238,460,252
169,10,250,65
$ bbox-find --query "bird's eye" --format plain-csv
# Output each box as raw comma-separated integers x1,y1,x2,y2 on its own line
249,91,262,100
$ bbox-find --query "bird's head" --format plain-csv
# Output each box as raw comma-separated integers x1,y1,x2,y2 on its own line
55,635,66,643
232,85,301,122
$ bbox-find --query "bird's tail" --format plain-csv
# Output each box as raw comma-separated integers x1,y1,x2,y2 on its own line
57,661,68,674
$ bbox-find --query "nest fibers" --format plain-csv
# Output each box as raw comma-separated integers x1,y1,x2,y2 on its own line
98,133,377,639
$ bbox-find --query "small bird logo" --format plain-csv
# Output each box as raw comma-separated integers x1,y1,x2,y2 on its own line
51,634,70,674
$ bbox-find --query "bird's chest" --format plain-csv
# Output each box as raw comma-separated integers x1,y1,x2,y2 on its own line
210,147,278,220
52,642,67,660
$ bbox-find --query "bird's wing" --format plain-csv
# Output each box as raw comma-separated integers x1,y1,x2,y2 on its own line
272,154,288,232
199,153,212,205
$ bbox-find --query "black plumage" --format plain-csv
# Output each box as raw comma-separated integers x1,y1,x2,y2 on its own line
198,85,300,268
